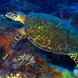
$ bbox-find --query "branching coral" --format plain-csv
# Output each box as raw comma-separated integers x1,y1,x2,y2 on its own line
12,53,36,71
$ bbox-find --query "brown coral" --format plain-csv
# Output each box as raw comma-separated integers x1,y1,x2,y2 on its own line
0,32,14,52
51,67,62,78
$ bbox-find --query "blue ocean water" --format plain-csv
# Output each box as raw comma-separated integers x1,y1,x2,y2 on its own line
0,0,78,78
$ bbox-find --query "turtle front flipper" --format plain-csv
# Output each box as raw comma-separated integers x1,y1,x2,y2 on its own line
10,27,26,48
68,53,78,66
3,27,26,60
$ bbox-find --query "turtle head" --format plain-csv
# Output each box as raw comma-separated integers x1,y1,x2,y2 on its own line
6,11,26,24
6,12,18,21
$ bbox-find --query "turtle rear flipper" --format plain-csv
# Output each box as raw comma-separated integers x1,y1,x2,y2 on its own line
68,53,78,66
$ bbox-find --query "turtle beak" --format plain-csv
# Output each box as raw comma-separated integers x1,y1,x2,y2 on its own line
6,12,13,19
5,12,9,18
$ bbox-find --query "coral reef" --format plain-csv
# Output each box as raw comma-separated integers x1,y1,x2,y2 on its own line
51,67,62,78
62,70,74,78
73,66,78,77
6,72,23,78
0,0,78,78
12,53,36,70
0,31,13,52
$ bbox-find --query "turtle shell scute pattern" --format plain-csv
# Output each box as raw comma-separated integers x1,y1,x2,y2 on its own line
25,13,78,55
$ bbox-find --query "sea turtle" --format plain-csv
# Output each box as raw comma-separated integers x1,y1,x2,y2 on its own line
4,11,78,66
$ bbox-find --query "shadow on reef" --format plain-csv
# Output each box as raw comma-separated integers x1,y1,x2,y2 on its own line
37,49,76,71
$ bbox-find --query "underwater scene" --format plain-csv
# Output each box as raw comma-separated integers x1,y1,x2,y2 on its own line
0,0,78,78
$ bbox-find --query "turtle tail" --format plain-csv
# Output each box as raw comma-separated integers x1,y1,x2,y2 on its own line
68,53,78,66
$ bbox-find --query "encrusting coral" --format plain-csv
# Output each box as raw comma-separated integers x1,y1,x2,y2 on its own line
62,70,74,78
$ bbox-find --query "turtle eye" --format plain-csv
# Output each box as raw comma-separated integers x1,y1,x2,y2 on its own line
6,12,18,20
